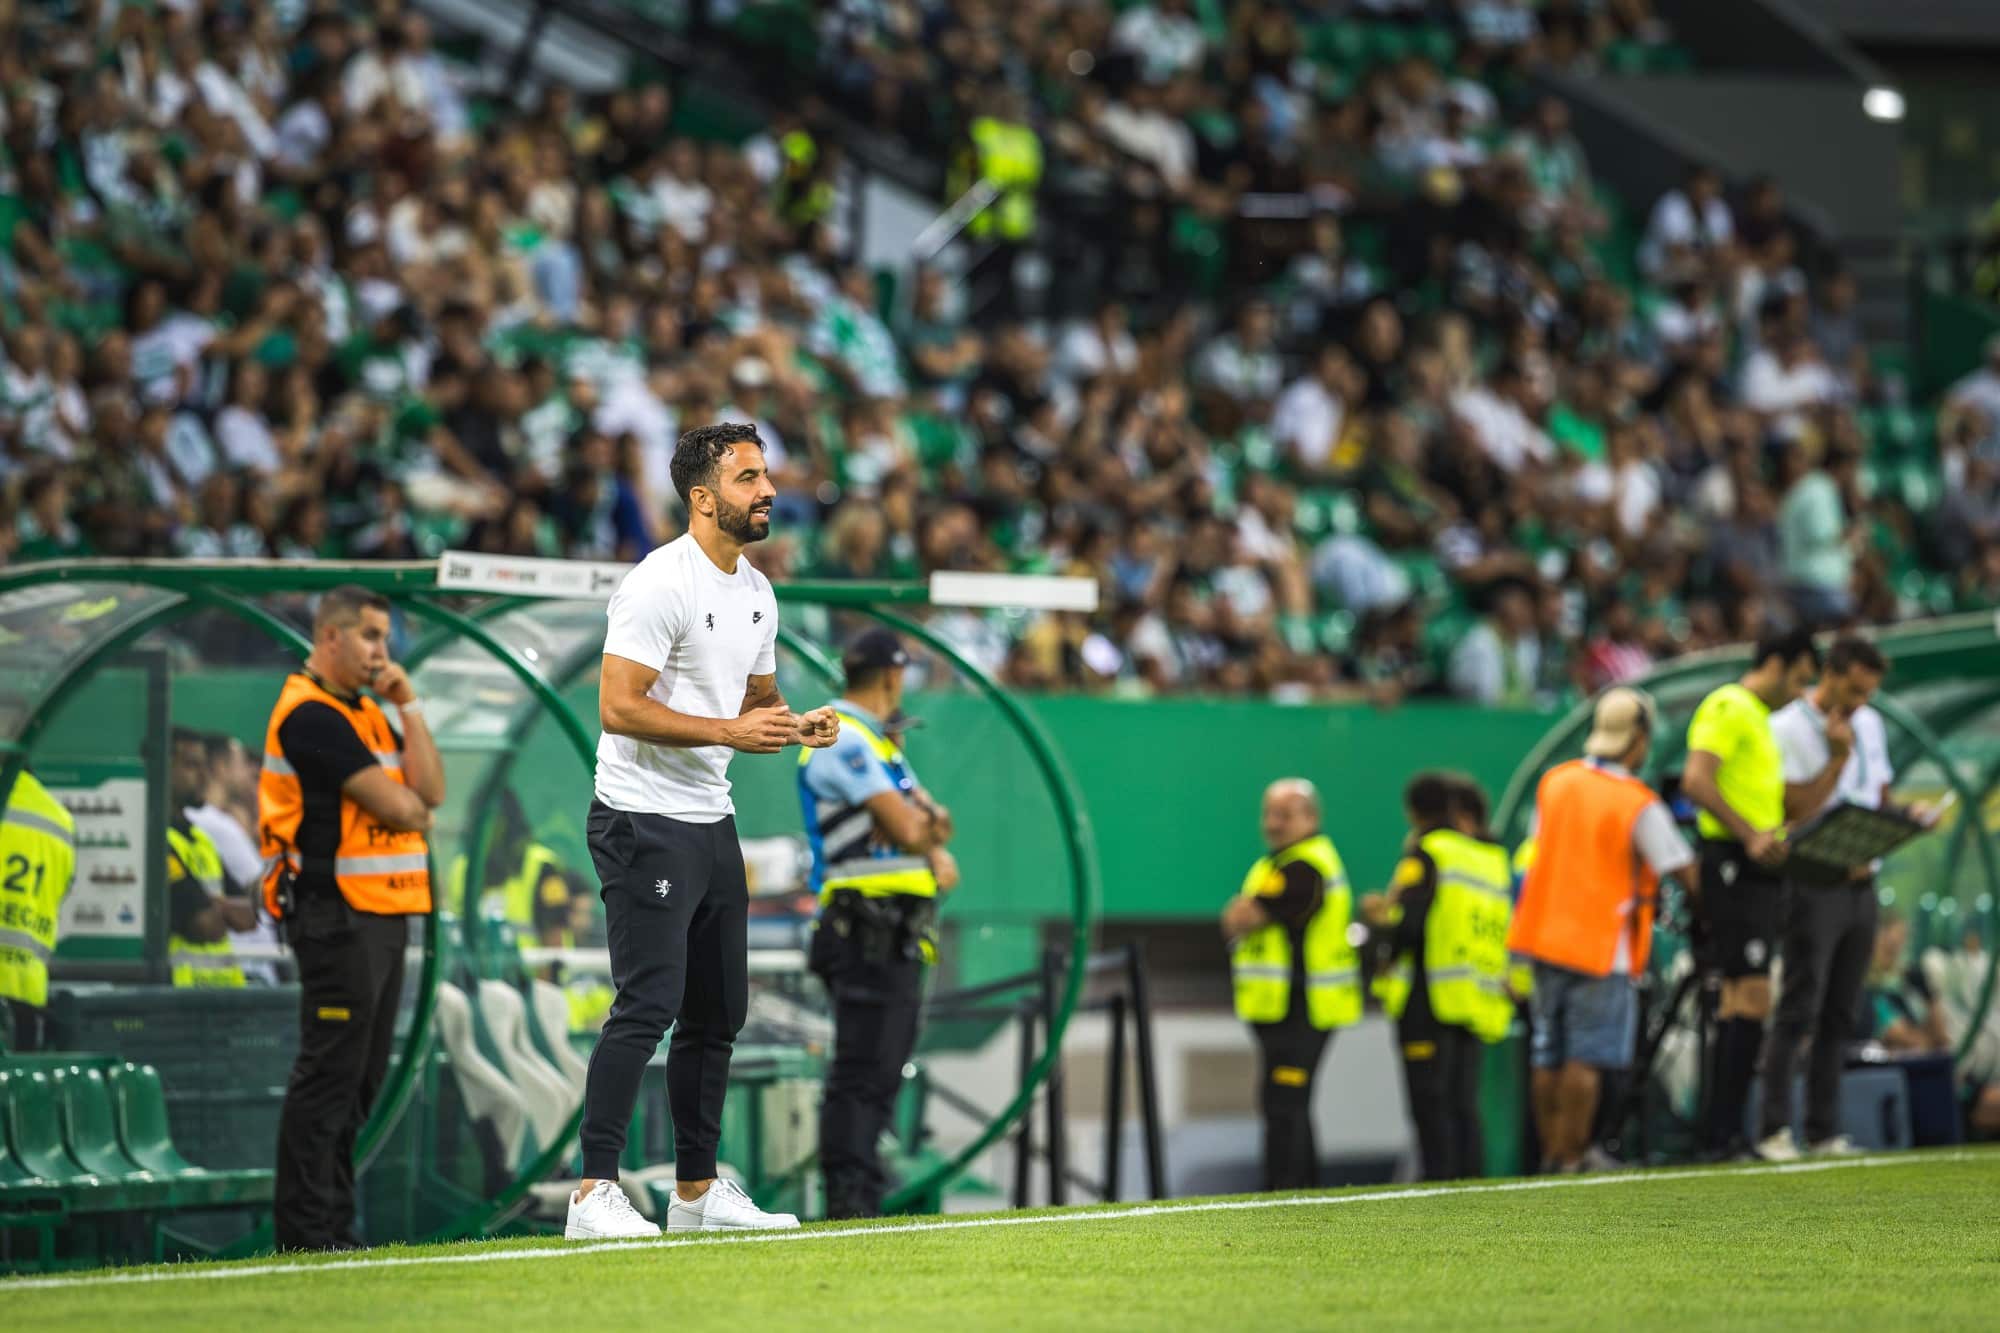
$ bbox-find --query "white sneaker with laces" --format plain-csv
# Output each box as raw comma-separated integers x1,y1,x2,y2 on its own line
566,1180,661,1240
1756,1130,1802,1163
666,1178,800,1231
1809,1134,1863,1157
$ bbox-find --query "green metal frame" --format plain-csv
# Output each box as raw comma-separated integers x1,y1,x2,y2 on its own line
0,558,1101,1241
1493,617,2000,1066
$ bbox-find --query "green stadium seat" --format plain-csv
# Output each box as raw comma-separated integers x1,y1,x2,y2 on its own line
51,1067,176,1206
1648,44,1694,74
1601,41,1646,74
1317,610,1356,655
2,1070,96,1187
1367,26,1411,67
1307,20,1366,69
1416,25,1456,66
107,1063,274,1207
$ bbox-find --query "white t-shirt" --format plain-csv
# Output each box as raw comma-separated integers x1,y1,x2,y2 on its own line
1272,375,1343,469
1772,697,1892,812
594,534,778,820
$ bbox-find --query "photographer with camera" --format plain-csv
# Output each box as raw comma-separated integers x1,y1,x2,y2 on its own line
1508,688,1694,1172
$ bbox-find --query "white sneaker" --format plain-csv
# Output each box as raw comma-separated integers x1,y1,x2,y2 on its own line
1809,1135,1863,1157
566,1180,661,1240
1756,1130,1802,1163
666,1178,800,1231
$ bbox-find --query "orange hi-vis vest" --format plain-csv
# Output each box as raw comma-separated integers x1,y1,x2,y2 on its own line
259,672,431,918
1506,759,1660,978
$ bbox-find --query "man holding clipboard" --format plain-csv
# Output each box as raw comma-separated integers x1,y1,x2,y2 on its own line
1759,637,1931,1160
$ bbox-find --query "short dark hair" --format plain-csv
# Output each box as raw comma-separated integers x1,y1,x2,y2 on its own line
671,421,764,507
1751,626,1820,674
1827,635,1887,676
1444,774,1489,830
1404,772,1456,827
202,731,236,765
314,584,390,633
170,726,206,754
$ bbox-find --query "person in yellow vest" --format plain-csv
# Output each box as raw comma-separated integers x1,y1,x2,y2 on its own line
799,629,958,1219
1220,778,1359,1191
0,769,76,1052
259,585,445,1251
1681,628,1818,1159
1363,773,1514,1181
166,727,254,988
952,86,1043,317
1509,689,1696,1173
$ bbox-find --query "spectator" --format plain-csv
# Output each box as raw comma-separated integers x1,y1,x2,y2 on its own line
1578,594,1655,692
1642,164,1733,282
1111,0,1208,86
1777,444,1859,629
1857,911,1947,1054
1449,579,1542,706
1272,344,1362,482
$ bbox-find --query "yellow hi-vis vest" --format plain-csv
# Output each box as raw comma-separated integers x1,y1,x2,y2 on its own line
1374,829,1512,1042
1508,838,1537,999
0,773,76,1009
798,708,938,902
963,117,1042,240
1230,834,1360,1029
166,822,247,989
503,843,566,945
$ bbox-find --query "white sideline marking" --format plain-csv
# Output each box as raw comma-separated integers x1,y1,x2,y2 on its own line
4,1152,1986,1294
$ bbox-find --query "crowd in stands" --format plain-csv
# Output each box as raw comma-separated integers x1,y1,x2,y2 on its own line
0,0,1987,707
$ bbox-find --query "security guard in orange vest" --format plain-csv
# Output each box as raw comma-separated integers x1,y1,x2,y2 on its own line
1221,778,1360,1191
260,585,445,1251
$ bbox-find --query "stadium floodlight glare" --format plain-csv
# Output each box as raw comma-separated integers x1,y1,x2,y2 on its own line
1863,86,1906,123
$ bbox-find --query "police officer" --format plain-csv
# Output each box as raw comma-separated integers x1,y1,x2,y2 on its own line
0,769,76,1052
260,586,445,1251
1681,627,1818,1158
799,629,957,1219
1220,778,1360,1192
1364,773,1513,1181
166,728,254,988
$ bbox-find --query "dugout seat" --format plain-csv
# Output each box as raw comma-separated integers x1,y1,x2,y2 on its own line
106,1063,273,1206
435,982,530,1165
2,1070,100,1189
50,1066,175,1206
530,979,590,1094
478,979,575,1152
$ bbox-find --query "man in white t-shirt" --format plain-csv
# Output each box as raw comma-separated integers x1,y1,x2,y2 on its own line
1761,636,1918,1161
567,422,839,1240
183,732,281,984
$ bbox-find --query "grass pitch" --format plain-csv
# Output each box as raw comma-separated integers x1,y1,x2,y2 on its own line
7,1150,1997,1331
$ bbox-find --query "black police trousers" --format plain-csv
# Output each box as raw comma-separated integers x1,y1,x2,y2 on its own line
1252,1007,1332,1192
274,900,408,1251
811,909,925,1219
1398,995,1485,1182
